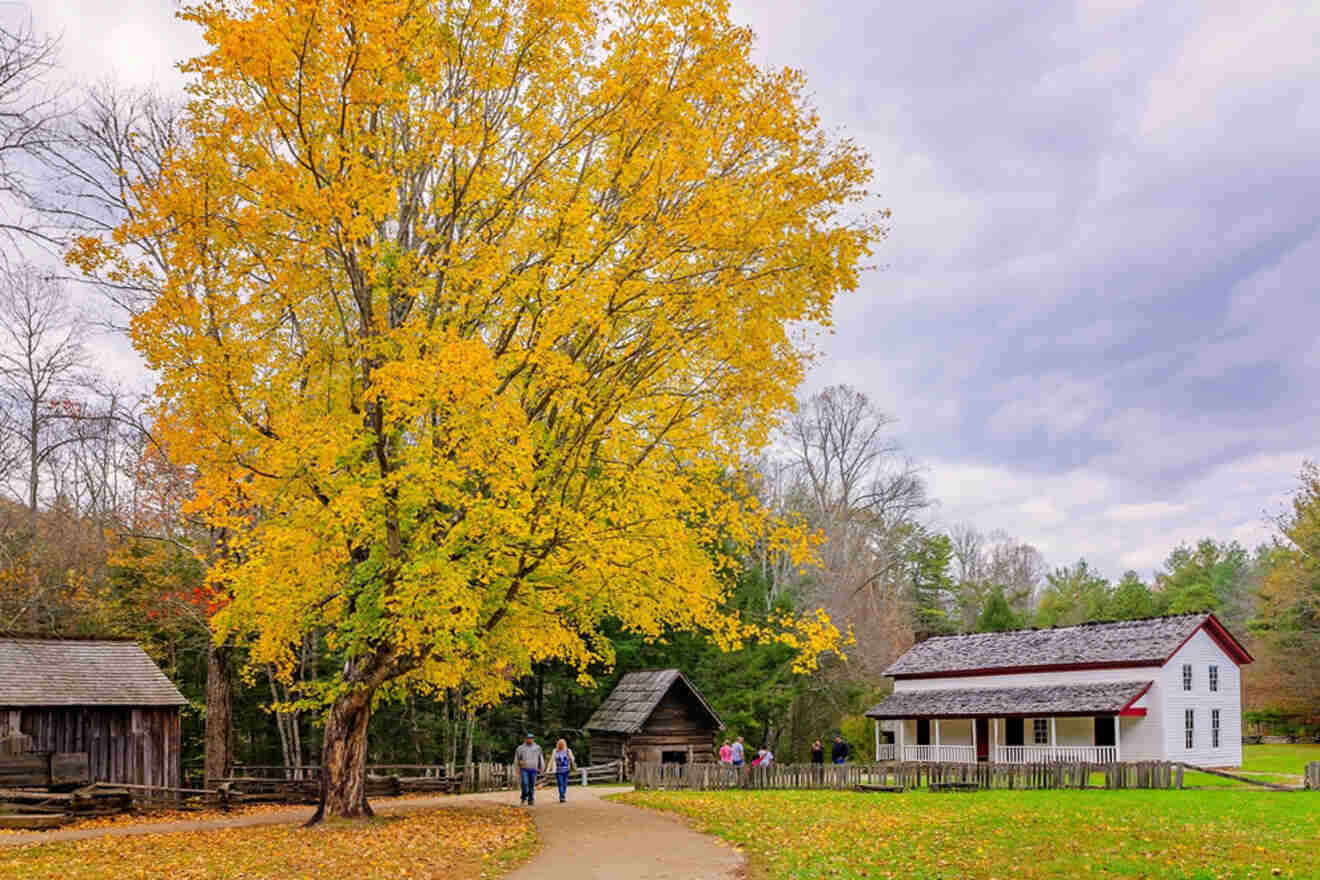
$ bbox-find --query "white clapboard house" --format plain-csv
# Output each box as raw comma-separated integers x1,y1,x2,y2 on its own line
865,613,1252,767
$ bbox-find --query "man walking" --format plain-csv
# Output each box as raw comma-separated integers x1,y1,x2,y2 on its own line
515,733,545,805
832,734,850,765
731,736,745,767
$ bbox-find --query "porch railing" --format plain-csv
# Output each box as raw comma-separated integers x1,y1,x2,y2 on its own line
995,745,1118,764
901,744,976,763
875,743,897,761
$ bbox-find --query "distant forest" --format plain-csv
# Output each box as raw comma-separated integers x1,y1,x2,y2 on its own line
3,362,1316,777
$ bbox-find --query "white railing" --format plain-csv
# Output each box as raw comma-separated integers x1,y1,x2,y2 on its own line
995,745,1118,764
901,744,977,763
875,743,896,761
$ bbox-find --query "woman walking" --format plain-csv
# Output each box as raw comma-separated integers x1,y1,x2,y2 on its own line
552,738,576,803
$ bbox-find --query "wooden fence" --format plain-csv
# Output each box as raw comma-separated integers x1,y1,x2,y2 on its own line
633,761,1186,792
218,760,624,801
1306,762,1319,790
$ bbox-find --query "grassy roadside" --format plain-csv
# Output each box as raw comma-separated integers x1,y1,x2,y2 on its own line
618,788,1320,880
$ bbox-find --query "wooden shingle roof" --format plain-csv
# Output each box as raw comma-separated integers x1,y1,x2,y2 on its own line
585,668,723,734
885,613,1251,678
865,680,1152,719
0,638,187,707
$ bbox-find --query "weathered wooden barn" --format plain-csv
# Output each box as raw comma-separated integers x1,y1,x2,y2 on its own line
585,669,723,770
0,637,187,787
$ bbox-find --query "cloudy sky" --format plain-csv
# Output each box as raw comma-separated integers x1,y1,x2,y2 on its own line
24,0,1320,580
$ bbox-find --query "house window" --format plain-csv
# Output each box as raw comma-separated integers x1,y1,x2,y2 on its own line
1212,709,1221,748
1182,663,1192,691
1185,709,1195,749
1209,665,1219,692
1033,719,1049,745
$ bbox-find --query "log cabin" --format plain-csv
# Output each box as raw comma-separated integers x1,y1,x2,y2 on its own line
865,613,1252,767
586,669,723,771
0,636,187,787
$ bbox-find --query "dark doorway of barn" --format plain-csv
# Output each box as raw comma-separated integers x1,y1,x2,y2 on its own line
661,751,688,764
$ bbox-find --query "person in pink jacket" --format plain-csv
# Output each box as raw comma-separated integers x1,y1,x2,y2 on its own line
719,740,733,763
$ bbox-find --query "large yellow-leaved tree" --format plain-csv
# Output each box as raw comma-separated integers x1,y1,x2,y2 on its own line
77,0,880,818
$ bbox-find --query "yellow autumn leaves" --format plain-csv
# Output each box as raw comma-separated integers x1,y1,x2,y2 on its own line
71,0,877,711
0,806,535,880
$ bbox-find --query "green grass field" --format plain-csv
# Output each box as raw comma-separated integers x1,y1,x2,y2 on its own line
1183,743,1320,788
1237,743,1320,775
619,787,1320,880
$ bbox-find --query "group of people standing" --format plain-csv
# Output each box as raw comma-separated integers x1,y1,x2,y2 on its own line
716,734,850,767
813,735,851,765
513,733,576,806
513,730,855,805
718,736,774,767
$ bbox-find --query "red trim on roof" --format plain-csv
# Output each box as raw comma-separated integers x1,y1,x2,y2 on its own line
890,659,1163,681
1117,682,1152,717
1162,614,1253,666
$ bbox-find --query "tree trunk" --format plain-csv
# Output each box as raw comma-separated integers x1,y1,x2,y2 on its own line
307,687,373,824
463,711,475,768
204,643,235,788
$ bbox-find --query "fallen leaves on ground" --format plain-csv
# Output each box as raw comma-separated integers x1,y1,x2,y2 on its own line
619,788,1320,879
0,792,444,836
0,806,535,879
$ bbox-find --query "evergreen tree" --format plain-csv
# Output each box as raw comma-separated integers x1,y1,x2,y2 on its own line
1108,571,1161,620
976,586,1021,632
1033,559,1111,627
907,531,957,634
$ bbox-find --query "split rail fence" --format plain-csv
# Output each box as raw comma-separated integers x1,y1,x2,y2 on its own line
1306,762,1319,790
220,760,624,802
633,760,1188,792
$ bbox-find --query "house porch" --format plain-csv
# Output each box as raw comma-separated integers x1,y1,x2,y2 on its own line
865,679,1153,764
873,716,1129,763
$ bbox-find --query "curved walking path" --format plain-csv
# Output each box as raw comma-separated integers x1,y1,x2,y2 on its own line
504,786,742,880
0,785,743,879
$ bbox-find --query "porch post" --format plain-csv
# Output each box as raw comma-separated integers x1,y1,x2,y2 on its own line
971,717,977,758
898,717,905,760
992,717,998,762
1115,715,1122,763
934,718,941,760
1050,716,1057,753
874,719,880,761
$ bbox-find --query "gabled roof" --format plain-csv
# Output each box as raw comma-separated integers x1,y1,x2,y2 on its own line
865,680,1153,719
885,613,1252,679
0,637,187,707
585,668,724,734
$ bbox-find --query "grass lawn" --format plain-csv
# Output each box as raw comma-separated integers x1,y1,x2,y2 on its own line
619,788,1320,880
0,806,535,880
1239,743,1320,775
1182,743,1320,788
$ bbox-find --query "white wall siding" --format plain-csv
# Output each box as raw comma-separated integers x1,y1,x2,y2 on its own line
1119,710,1163,761
894,665,1159,693
1159,629,1243,766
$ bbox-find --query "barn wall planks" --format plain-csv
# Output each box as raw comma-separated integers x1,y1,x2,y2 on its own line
6,706,180,788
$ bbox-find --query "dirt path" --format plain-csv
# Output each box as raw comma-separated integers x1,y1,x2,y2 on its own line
503,786,742,880
0,785,743,879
